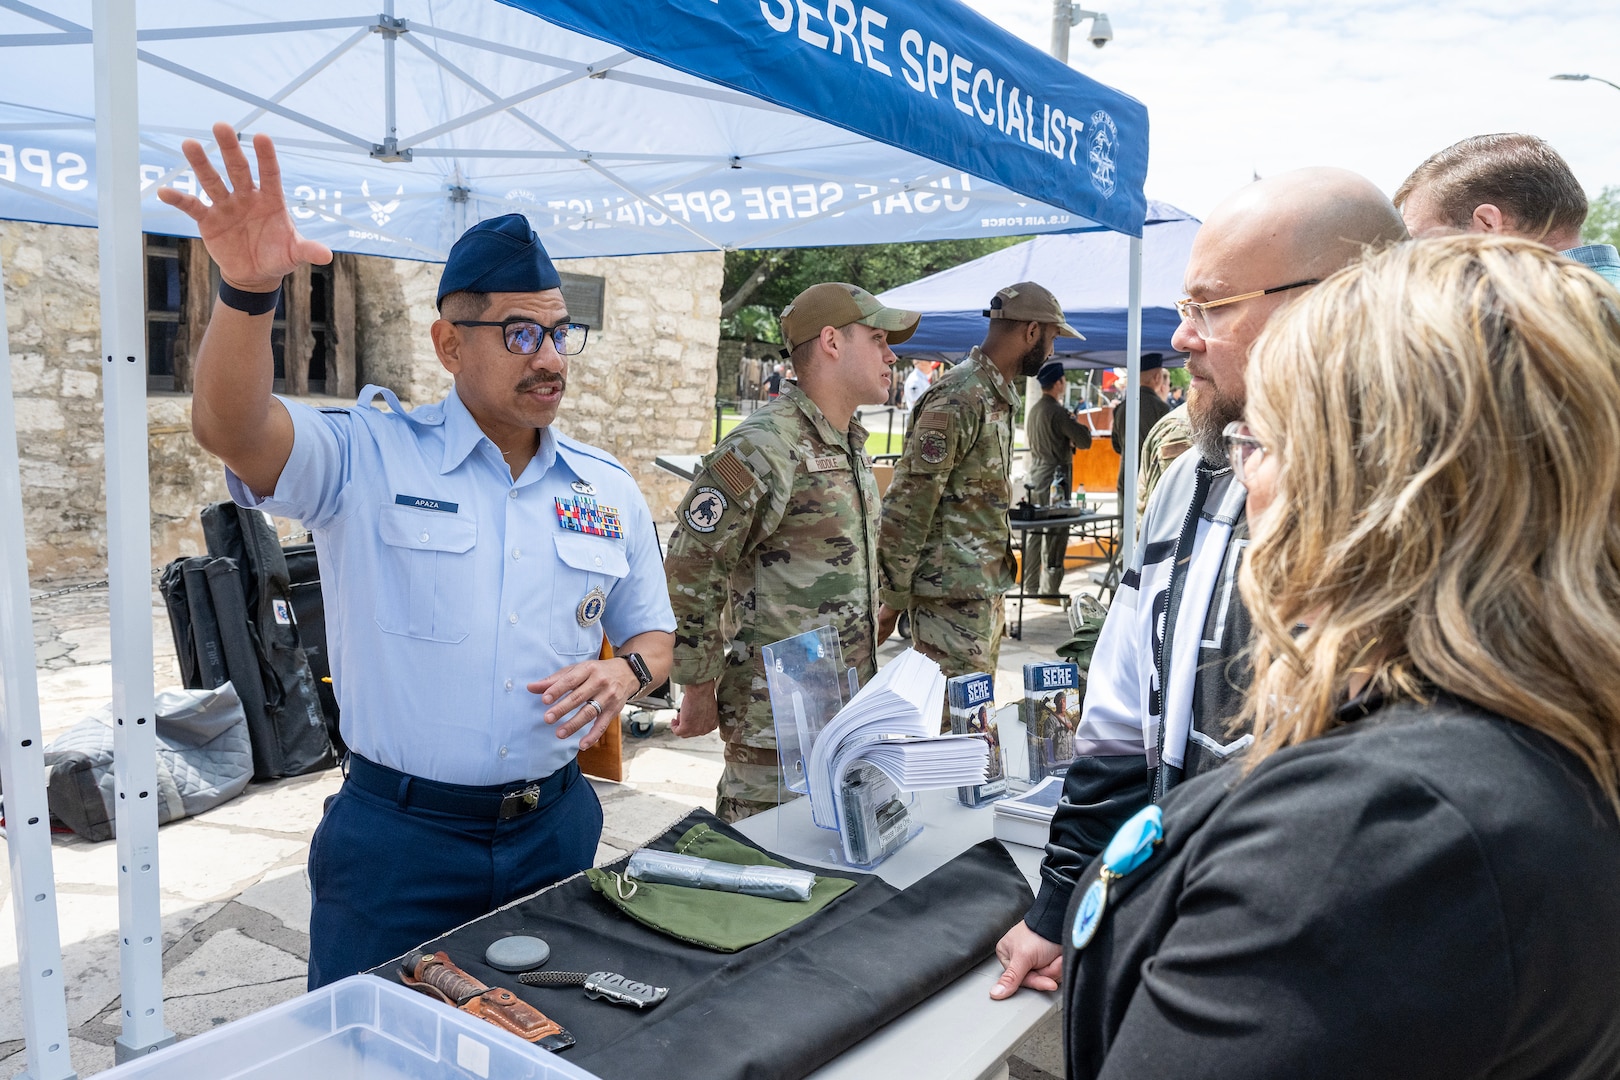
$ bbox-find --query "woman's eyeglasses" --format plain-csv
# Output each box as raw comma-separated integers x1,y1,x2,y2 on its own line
1223,421,1267,485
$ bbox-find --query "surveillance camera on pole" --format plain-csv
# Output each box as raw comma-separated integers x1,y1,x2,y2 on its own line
1088,12,1113,47
1050,2,1113,64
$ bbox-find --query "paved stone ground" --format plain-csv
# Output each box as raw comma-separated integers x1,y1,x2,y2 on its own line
0,570,1096,1077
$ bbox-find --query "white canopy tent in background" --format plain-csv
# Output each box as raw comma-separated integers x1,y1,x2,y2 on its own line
0,2,1152,1075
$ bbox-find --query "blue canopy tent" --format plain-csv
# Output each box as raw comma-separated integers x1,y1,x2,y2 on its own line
878,202,1201,368
0,2,1152,1073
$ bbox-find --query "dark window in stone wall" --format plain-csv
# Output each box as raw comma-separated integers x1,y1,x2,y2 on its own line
142,234,357,397
144,235,184,391
272,262,335,395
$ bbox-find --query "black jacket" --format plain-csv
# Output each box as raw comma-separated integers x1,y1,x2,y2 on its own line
1063,694,1620,1079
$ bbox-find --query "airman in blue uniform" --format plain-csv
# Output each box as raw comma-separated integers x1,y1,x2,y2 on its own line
160,123,675,987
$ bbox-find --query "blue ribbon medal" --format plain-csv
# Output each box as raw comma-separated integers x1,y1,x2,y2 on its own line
1071,804,1163,951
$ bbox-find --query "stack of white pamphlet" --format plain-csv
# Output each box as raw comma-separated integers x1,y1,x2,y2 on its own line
806,649,990,831
991,775,1066,848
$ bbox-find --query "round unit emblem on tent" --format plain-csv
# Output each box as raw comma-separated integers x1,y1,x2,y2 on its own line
1088,110,1119,199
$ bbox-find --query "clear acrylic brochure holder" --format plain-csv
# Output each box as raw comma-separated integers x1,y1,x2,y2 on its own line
762,627,919,869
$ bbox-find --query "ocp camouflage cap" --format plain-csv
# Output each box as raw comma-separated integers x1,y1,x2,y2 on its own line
984,281,1084,339
779,282,921,352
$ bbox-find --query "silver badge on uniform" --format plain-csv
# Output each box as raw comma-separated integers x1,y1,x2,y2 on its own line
576,586,607,628
571,479,597,495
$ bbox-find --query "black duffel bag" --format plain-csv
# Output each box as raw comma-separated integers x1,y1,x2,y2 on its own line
283,541,343,755
199,502,334,779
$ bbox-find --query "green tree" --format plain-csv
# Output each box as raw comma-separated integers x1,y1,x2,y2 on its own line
720,237,1028,327
1584,185,1620,248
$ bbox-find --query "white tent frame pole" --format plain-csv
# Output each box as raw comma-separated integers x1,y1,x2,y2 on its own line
0,259,77,1080
92,0,175,1062
1121,236,1143,567
382,0,398,152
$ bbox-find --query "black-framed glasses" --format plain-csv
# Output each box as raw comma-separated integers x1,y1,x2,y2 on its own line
1223,421,1267,485
1175,279,1320,337
451,319,590,357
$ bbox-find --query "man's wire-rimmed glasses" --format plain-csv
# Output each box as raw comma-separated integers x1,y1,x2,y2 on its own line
452,319,590,357
1175,279,1320,337
1223,421,1266,485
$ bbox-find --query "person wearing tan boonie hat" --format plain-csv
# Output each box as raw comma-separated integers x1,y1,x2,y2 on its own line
663,281,919,822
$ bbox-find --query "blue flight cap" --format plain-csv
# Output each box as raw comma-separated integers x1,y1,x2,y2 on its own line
1036,361,1067,388
436,213,561,308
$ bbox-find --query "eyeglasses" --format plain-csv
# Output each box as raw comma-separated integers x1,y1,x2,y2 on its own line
1223,421,1267,485
1174,279,1320,337
451,319,590,357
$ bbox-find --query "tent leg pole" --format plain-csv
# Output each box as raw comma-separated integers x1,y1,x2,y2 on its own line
93,0,175,1061
1121,237,1143,568
0,257,79,1080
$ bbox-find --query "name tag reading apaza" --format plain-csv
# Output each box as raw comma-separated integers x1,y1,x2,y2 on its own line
806,455,849,473
395,494,458,513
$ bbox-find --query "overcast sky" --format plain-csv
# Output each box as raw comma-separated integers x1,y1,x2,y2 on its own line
960,0,1620,220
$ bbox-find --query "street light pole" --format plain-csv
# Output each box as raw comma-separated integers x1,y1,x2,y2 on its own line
1552,73,1620,93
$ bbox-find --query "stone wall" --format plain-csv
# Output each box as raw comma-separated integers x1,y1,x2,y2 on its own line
4,219,722,584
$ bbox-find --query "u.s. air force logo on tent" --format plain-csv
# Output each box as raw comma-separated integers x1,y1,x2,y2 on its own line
1088,109,1118,199
684,486,728,533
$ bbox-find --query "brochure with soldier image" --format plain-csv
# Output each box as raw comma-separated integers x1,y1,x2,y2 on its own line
1020,661,1080,781
948,673,1006,807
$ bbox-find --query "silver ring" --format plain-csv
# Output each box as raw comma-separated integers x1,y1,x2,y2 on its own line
584,698,603,720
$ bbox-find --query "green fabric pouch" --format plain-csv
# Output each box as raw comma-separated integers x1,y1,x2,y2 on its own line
587,822,857,952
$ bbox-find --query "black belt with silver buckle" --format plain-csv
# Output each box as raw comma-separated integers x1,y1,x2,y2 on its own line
499,784,543,820
344,753,578,822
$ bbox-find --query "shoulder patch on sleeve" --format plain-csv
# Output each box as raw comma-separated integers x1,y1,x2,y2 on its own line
917,410,950,431
681,486,731,535
711,448,758,498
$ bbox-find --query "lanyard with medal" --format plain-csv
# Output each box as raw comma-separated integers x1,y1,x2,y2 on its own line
1071,804,1164,951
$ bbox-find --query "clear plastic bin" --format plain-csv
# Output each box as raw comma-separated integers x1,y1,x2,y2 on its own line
97,974,602,1080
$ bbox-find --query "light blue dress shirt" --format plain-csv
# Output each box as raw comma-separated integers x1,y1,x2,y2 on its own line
227,384,675,787
1563,244,1620,288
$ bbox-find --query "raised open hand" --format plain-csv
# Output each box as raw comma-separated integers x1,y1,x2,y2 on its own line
156,121,331,292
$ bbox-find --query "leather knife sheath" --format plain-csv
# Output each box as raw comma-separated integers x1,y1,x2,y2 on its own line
401,951,576,1051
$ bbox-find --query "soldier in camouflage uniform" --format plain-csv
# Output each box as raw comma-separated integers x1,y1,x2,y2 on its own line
1135,402,1193,523
666,283,920,822
876,282,1082,727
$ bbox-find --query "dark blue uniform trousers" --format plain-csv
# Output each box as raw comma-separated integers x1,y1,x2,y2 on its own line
306,754,602,989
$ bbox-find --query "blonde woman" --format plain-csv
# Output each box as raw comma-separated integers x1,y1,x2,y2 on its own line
1060,236,1620,1079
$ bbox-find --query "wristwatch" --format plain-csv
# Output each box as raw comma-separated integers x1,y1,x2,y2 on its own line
620,652,654,699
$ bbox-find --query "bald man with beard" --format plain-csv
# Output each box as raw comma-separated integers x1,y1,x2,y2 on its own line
991,168,1409,1000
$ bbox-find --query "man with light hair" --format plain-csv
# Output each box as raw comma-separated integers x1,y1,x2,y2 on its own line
1395,132,1620,286
991,168,1409,1000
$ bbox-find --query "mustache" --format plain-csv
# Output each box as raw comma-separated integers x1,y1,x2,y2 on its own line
515,374,566,394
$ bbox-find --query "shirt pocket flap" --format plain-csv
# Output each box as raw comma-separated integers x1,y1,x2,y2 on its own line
379,505,477,553
554,530,629,578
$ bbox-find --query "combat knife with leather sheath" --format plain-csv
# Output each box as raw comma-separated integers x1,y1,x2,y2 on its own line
401,951,576,1051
